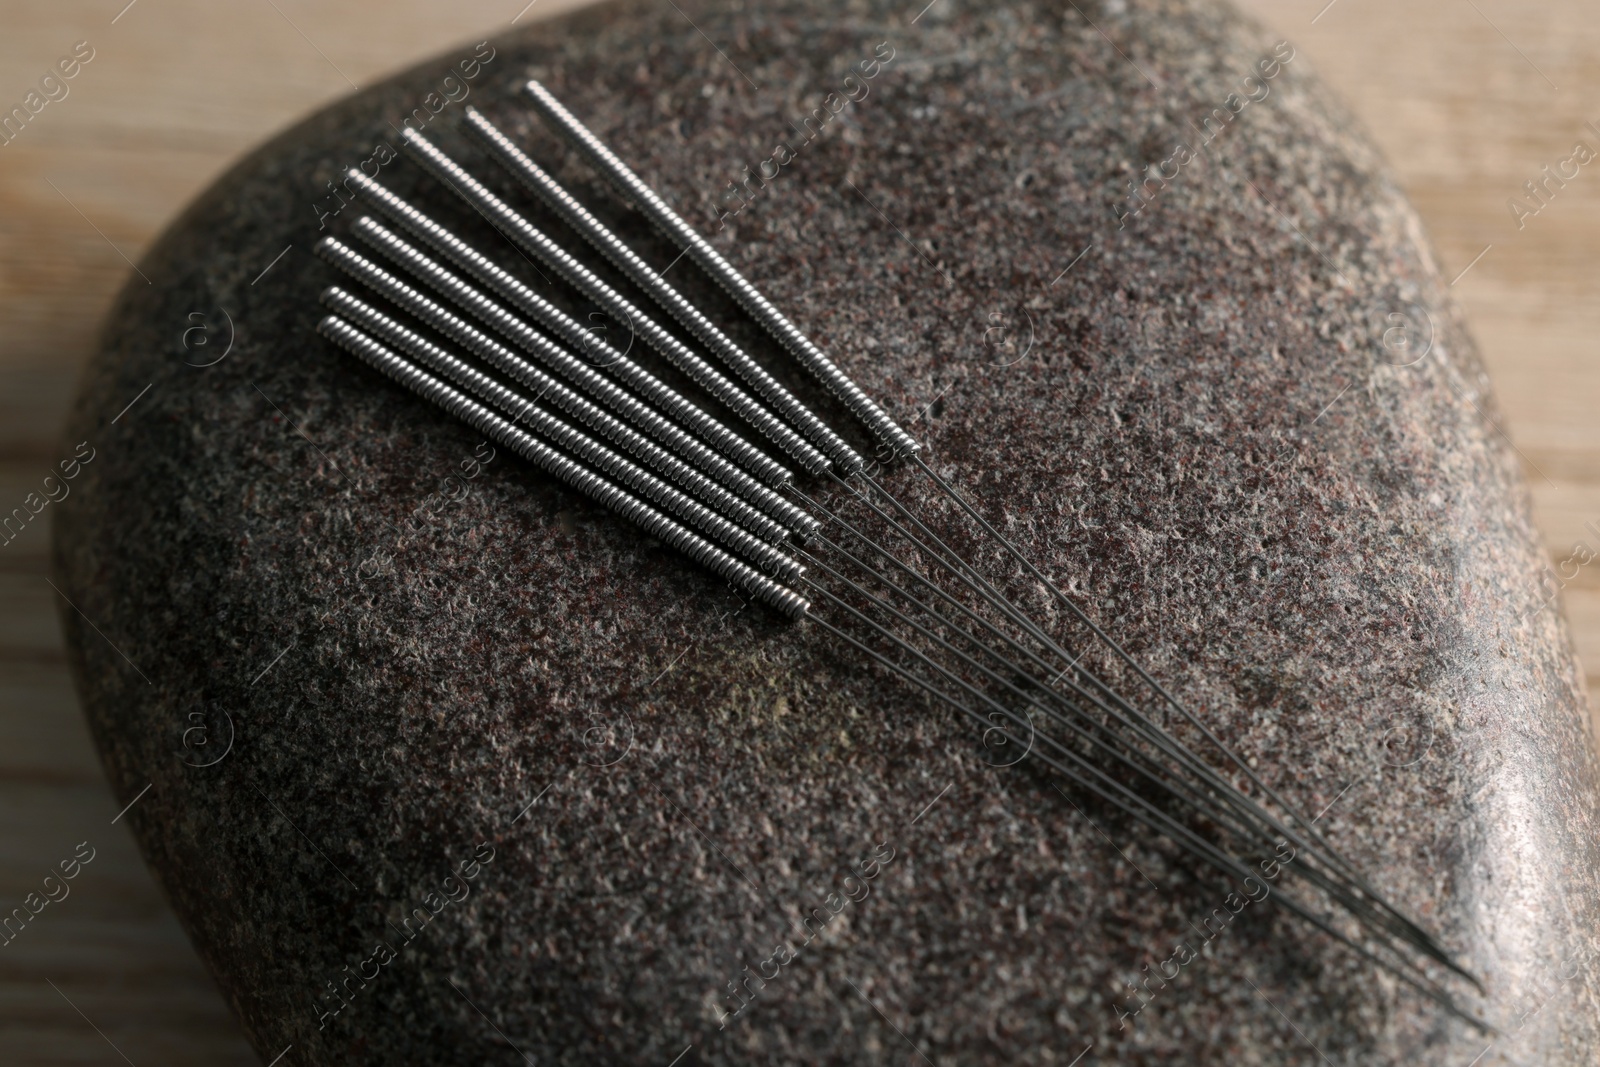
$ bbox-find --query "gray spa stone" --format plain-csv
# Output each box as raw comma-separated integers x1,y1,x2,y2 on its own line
53,0,1600,1063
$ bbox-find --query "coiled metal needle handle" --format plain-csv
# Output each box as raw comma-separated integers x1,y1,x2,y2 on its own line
322,286,799,548
327,301,803,583
316,235,792,489
397,129,833,479
353,210,828,484
459,109,863,477
317,316,811,620
523,79,922,462
315,235,811,536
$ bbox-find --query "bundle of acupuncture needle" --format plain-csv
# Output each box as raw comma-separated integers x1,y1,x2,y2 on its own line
308,82,1487,1028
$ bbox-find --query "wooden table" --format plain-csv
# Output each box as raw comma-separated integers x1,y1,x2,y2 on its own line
0,0,1593,1062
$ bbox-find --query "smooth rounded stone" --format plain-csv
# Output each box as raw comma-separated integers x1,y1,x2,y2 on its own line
52,0,1600,1062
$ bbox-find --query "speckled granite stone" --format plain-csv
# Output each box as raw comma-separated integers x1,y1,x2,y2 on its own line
52,0,1600,1063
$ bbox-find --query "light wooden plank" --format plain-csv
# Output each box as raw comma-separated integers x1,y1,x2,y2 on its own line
0,663,99,786
0,574,65,662
1232,0,1600,717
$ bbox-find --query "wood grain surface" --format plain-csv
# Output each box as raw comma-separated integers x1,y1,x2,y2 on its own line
0,0,1594,1062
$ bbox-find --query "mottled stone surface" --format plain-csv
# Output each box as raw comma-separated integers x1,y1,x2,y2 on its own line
53,0,1600,1063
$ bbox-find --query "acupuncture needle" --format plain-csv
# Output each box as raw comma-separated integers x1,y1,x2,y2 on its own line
331,238,1440,979
309,87,1479,1007
380,137,1420,940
